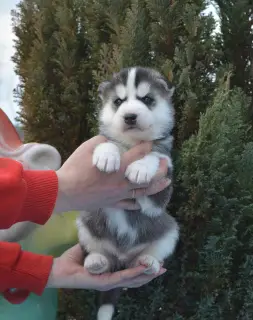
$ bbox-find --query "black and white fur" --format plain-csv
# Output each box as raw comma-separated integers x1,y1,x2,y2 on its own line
77,67,179,320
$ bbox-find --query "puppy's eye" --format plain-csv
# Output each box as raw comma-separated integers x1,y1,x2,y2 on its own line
114,98,123,107
141,96,154,105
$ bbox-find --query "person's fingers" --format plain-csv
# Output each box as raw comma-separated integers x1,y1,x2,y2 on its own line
76,135,108,154
114,199,141,210
125,181,150,191
126,178,171,198
144,178,171,196
120,142,152,172
99,266,146,287
62,244,84,263
118,268,167,288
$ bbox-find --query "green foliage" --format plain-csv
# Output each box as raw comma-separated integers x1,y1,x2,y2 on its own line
57,86,253,320
146,0,218,145
12,0,93,160
213,0,253,113
172,86,253,319
85,0,152,135
11,0,253,319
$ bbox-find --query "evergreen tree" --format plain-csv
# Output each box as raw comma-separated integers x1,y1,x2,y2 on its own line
146,0,218,145
12,0,92,160
214,0,253,114
85,0,152,134
11,0,253,319
58,80,253,320
86,0,218,143
170,79,253,319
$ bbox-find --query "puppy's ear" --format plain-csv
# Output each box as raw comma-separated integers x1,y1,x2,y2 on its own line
157,78,175,98
152,70,175,98
167,84,175,98
98,81,110,100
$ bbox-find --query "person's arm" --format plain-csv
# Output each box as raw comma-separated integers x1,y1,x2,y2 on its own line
0,158,58,228
0,138,170,304
0,158,58,304
0,242,53,304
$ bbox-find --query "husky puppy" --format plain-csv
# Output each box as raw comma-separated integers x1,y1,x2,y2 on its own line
77,67,179,320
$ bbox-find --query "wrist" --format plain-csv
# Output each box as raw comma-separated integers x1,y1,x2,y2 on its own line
18,169,58,225
53,170,73,214
46,258,61,288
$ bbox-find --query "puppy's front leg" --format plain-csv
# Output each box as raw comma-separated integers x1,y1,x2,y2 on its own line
93,142,121,173
125,153,160,184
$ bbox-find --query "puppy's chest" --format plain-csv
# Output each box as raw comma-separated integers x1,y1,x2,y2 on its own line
102,208,169,246
104,208,138,247
112,140,131,154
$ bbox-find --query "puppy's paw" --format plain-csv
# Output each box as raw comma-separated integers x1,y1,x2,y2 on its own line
135,254,160,275
93,142,121,173
125,155,159,184
84,253,109,274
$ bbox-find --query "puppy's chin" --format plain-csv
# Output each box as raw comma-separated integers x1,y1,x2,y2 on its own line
112,123,154,143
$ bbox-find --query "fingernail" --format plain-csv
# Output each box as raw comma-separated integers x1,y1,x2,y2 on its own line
160,268,167,275
156,178,171,186
164,178,171,186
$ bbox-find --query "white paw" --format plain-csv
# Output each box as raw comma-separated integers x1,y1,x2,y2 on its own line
84,253,109,274
135,254,160,275
125,155,159,184
93,142,121,173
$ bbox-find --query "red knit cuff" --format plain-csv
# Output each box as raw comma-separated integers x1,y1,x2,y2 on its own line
3,288,30,304
7,250,54,296
17,170,58,225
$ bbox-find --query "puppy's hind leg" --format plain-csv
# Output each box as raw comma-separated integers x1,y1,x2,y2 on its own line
133,223,179,275
84,252,111,275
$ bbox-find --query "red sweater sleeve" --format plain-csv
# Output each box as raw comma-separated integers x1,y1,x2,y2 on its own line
0,158,58,304
0,158,58,228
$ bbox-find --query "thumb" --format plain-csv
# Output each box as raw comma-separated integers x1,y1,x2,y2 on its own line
75,135,108,154
63,244,84,263
121,142,152,172
86,135,108,151
103,266,146,286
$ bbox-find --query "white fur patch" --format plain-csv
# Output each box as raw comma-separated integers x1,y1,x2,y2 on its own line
76,215,145,262
104,208,137,242
126,68,137,99
137,82,150,97
115,84,126,100
137,196,163,217
100,103,115,127
84,252,109,274
150,98,174,140
93,142,121,172
125,153,160,184
97,304,114,320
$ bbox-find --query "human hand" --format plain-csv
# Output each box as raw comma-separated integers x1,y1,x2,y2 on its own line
46,244,166,290
54,135,170,212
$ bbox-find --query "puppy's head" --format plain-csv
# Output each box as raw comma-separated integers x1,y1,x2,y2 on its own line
98,67,175,144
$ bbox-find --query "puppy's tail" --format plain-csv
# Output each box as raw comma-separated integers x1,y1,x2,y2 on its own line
97,288,121,320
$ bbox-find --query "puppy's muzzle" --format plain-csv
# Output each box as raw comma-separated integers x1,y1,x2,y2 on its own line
124,113,137,126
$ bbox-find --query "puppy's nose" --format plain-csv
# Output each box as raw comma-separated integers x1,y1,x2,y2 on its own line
124,113,137,125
